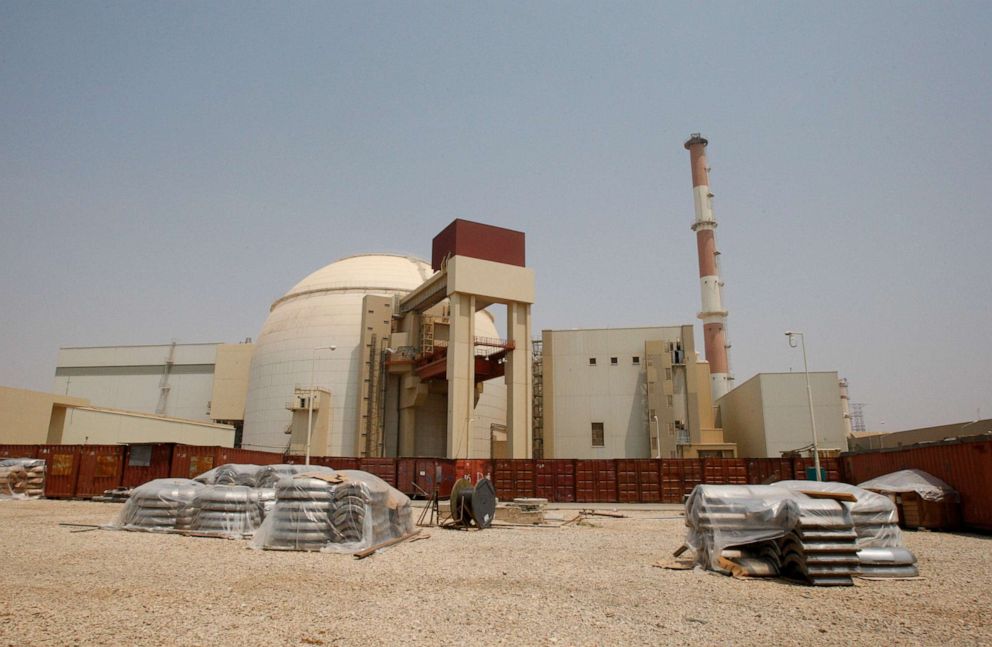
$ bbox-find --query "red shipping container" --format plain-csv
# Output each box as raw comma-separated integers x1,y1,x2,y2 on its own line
492,459,536,501
745,458,794,484
359,457,397,487
216,447,284,466
574,460,618,503
170,445,218,480
534,459,576,503
0,445,39,459
74,445,125,497
121,443,175,488
842,439,992,531
453,459,493,483
37,445,80,498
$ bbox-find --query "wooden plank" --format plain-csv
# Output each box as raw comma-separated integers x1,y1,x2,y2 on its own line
353,529,423,559
799,490,857,502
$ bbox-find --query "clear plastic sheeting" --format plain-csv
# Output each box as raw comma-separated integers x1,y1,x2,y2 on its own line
858,469,957,502
251,469,414,553
684,483,918,584
255,464,334,489
684,484,801,570
111,478,202,532
191,485,264,538
194,464,264,487
0,458,45,499
774,480,903,548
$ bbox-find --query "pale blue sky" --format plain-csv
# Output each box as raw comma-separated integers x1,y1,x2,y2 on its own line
2,2,990,431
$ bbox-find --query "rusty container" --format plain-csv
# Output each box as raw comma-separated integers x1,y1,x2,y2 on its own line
453,459,493,483
36,445,80,498
170,445,219,480
121,443,175,488
842,438,992,531
74,445,125,497
215,447,284,466
358,457,397,487
574,460,618,503
745,458,795,484
702,458,748,485
0,445,40,459
534,459,576,503
492,459,536,501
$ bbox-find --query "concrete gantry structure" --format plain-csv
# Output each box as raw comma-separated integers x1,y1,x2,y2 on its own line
685,133,733,401
396,220,535,459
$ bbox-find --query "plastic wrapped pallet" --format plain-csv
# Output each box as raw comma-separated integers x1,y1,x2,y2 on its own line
256,464,334,489
0,458,46,499
251,469,414,553
110,478,202,532
194,464,264,487
858,469,956,502
684,484,800,570
190,485,263,538
774,480,903,548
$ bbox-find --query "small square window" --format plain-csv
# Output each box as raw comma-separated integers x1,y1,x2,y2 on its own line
591,422,605,447
610,357,618,365
589,358,597,366
632,356,640,365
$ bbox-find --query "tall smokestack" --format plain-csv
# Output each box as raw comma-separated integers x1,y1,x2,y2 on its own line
685,133,732,400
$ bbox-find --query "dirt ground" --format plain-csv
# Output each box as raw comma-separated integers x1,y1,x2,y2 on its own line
1,499,990,646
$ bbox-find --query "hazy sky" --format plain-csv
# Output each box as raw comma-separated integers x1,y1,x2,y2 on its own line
2,2,990,432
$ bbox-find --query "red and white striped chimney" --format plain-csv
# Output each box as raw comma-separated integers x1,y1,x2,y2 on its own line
685,133,732,400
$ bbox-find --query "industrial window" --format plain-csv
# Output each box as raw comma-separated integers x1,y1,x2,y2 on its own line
610,357,618,365
591,422,605,447
588,358,597,366
632,356,640,365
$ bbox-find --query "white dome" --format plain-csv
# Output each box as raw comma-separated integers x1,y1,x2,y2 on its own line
272,253,437,309
242,253,505,457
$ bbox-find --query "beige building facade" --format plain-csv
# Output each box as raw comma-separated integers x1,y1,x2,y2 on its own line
0,385,234,447
717,372,848,458
541,326,735,459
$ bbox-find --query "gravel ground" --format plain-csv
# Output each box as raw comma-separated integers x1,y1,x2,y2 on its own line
1,499,990,646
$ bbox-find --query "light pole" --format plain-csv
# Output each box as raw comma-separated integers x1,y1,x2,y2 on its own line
785,331,821,481
306,345,336,465
651,415,662,459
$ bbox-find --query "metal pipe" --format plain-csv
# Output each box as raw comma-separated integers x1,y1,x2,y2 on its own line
651,415,662,459
786,331,822,481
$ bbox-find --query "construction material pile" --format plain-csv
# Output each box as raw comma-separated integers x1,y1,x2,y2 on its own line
190,485,264,538
111,478,202,531
859,469,961,530
684,483,917,586
194,464,265,487
251,470,414,553
0,459,46,499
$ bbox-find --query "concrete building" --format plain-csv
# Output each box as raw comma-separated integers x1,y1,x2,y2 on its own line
540,326,735,459
0,385,234,446
716,372,848,458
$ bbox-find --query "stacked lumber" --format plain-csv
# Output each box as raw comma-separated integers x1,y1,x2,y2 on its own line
0,458,45,499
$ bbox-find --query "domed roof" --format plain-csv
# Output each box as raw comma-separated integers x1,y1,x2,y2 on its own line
272,253,436,310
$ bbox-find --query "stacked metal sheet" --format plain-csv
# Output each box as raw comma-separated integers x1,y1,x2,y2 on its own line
116,479,202,531
191,485,263,538
684,483,918,586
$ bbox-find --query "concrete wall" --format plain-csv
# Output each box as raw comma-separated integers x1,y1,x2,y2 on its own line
209,344,254,421
54,343,220,421
544,327,686,459
57,406,234,446
718,372,847,458
0,386,89,444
